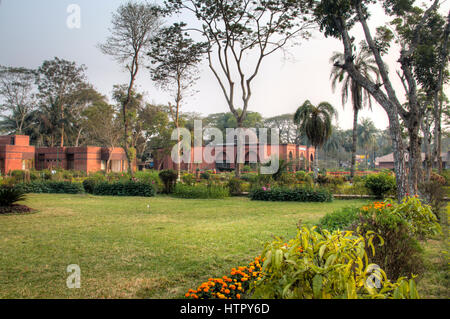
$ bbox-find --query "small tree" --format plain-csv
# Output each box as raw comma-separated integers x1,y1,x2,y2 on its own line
82,102,122,172
148,23,206,179
99,1,161,175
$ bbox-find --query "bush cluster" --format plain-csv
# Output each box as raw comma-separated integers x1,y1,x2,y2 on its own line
92,181,156,197
317,206,360,231
364,173,396,199
159,170,178,194
173,184,229,199
15,181,85,194
249,187,332,202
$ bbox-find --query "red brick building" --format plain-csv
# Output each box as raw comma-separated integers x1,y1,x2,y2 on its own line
0,135,131,174
0,135,35,174
154,143,315,172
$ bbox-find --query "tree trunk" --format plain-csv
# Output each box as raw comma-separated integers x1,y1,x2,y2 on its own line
234,120,243,178
313,148,319,182
422,116,432,182
350,108,359,180
387,113,408,200
406,112,423,195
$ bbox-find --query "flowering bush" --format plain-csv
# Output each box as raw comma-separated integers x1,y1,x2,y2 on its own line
185,256,264,299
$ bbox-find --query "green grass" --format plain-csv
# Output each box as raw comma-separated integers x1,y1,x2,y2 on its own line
417,205,449,299
0,194,366,299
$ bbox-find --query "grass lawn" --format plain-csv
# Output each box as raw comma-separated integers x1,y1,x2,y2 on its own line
0,194,447,299
0,194,366,299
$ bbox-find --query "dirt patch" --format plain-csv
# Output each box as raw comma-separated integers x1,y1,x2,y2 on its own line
0,205,35,215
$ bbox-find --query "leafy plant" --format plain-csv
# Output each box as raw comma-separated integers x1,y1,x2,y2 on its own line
159,169,178,194
364,173,396,199
317,206,360,231
0,186,26,207
227,178,243,195
251,226,419,299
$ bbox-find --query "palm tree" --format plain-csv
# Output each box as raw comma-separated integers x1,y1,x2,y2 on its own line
357,118,378,169
294,100,337,181
330,49,380,179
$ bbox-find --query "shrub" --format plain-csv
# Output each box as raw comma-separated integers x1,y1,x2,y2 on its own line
15,181,85,194
353,208,424,281
251,226,419,299
159,170,178,194
173,184,229,199
0,186,26,207
419,181,447,221
353,197,441,280
135,171,163,192
227,178,243,195
10,170,27,182
388,196,441,239
83,178,101,194
93,181,156,197
364,173,396,199
200,171,211,180
250,187,332,202
181,173,195,186
317,207,360,232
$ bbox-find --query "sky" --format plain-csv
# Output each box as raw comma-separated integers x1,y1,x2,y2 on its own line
0,0,448,131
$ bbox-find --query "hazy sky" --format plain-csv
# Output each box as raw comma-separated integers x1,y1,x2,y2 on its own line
0,0,448,130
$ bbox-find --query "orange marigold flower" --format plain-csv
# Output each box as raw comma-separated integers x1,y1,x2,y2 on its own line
225,289,230,294
236,294,241,299
185,293,190,298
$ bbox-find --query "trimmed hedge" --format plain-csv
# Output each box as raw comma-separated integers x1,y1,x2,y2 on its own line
173,184,230,199
93,181,156,197
249,187,332,202
15,181,85,194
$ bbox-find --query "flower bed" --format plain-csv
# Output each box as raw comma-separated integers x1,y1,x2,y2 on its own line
185,257,263,299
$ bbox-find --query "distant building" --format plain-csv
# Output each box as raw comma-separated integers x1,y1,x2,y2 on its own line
0,134,133,174
375,152,449,170
0,135,35,173
154,143,315,172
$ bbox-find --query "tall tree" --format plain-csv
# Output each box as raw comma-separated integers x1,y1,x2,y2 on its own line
264,114,298,144
0,66,36,135
148,23,206,178
35,57,89,147
312,0,448,199
99,1,161,175
166,0,314,176
357,117,378,168
330,48,380,179
294,100,337,180
83,102,122,171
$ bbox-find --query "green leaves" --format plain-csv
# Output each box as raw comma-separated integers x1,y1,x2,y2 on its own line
251,225,419,299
